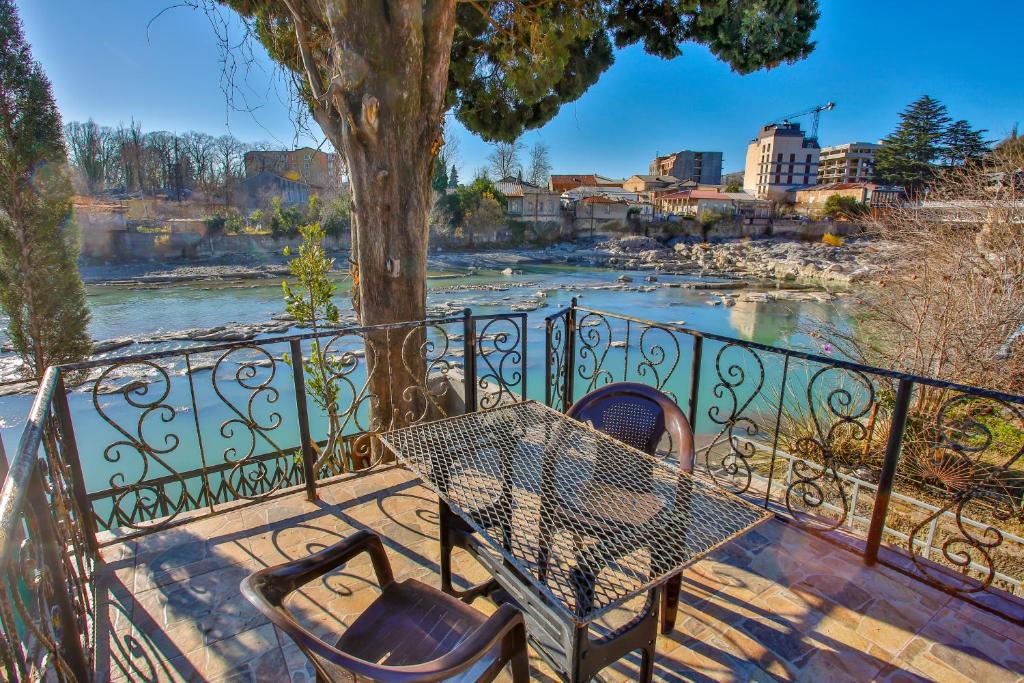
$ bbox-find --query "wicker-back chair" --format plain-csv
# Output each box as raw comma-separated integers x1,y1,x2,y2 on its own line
556,382,695,634
242,530,528,682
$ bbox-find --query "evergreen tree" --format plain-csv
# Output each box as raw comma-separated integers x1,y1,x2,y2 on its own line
218,0,819,427
874,95,951,194
0,0,90,377
943,119,990,166
431,156,448,192
448,164,459,189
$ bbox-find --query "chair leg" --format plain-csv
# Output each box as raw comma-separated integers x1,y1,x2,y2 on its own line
660,573,682,634
439,501,456,595
509,648,529,682
638,646,656,682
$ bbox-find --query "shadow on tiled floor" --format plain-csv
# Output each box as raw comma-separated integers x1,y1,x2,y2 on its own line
93,466,1024,682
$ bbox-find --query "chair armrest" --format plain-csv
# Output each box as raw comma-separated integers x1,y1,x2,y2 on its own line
414,602,525,679
248,530,394,604
243,572,526,683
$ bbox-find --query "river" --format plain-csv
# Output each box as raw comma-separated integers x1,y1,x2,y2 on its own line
0,263,855,504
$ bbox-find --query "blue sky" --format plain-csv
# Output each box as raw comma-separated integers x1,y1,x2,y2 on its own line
18,1,1024,179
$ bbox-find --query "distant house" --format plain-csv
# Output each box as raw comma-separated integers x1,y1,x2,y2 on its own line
792,182,890,215
655,189,769,218
495,176,562,222
243,146,343,191
237,171,311,209
549,174,623,194
574,195,630,234
622,175,679,193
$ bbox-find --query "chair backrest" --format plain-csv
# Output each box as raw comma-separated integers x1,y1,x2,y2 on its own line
567,382,695,473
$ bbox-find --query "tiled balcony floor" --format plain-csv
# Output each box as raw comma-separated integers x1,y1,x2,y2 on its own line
94,466,1024,682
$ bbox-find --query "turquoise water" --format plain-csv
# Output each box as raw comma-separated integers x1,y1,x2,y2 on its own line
0,264,854,504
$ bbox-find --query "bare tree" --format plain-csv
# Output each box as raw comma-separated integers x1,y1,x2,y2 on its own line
181,131,218,195
214,134,247,203
488,139,524,180
64,119,110,193
112,119,145,191
142,130,177,192
823,149,1024,399
527,141,552,187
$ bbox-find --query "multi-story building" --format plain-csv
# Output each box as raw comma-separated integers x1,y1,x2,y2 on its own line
743,123,820,199
817,142,880,184
243,146,343,191
648,150,722,185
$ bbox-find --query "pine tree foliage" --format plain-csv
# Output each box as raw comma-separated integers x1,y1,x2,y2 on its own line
214,0,818,427
874,95,990,194
943,119,990,166
0,0,90,377
874,95,951,193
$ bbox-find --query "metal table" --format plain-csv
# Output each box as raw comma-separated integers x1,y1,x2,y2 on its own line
382,401,771,682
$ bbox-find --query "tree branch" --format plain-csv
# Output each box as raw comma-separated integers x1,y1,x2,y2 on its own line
281,0,326,101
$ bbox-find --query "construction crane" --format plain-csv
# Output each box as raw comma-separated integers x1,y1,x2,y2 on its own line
775,101,836,141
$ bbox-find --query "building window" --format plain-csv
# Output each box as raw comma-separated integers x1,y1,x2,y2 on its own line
787,174,793,184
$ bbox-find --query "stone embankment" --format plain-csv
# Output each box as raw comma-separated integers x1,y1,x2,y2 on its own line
565,235,889,285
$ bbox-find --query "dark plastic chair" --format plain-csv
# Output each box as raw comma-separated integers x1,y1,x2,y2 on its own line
242,530,529,682
558,382,695,634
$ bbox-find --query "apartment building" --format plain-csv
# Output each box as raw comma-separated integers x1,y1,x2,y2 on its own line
648,150,722,185
817,142,880,184
243,147,343,191
743,123,820,200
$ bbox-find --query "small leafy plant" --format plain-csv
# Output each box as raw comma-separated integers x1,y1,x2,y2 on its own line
282,222,346,468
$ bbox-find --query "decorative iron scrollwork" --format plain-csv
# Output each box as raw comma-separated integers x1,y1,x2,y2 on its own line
785,366,875,531
476,316,524,409
634,324,681,399
546,313,568,411
704,343,766,494
576,311,613,393
212,346,287,500
905,395,1024,593
92,361,187,528
401,322,454,424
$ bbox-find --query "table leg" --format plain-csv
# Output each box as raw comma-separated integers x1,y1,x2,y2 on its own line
661,573,682,634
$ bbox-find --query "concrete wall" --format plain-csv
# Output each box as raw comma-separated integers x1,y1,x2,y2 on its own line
647,218,864,241
81,232,350,262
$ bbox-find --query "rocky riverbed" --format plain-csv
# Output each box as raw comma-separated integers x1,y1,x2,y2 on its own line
564,235,891,285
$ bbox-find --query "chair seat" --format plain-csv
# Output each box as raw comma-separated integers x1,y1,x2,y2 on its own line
334,579,500,681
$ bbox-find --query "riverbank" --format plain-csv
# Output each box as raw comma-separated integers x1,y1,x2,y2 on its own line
79,234,889,287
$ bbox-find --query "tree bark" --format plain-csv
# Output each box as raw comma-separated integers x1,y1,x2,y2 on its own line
288,0,456,431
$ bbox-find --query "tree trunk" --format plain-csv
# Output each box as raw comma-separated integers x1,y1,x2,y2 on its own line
293,0,457,433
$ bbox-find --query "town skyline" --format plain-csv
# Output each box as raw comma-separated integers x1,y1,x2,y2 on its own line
19,1,1024,180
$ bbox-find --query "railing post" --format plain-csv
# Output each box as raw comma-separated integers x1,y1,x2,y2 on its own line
25,460,90,681
563,298,577,411
462,309,478,413
545,316,553,407
687,336,704,430
289,339,317,501
864,378,914,565
52,373,99,556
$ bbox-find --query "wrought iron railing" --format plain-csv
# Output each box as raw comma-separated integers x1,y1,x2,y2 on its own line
545,301,1024,623
0,310,526,681
0,369,95,680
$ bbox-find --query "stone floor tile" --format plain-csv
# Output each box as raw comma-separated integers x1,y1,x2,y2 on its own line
93,471,1024,682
